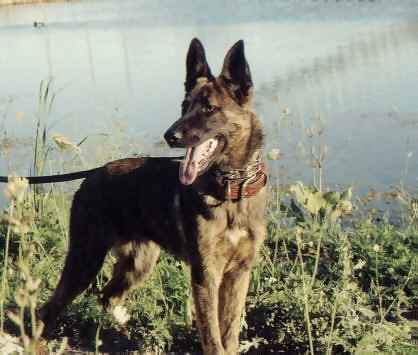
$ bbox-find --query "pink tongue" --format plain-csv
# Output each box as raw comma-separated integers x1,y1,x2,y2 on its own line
179,139,217,185
179,147,198,185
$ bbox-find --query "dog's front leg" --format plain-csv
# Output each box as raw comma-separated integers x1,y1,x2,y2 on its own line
218,266,251,354
192,264,225,355
219,225,266,354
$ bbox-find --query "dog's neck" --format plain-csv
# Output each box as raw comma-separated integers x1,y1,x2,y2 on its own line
216,111,264,170
197,112,266,201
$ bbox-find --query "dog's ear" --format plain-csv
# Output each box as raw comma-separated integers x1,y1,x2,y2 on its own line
220,40,253,105
185,38,213,94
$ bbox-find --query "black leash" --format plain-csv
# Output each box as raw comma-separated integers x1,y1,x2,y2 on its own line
0,168,101,184
0,156,185,185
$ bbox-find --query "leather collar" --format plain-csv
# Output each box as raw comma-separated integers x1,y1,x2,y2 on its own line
212,160,267,201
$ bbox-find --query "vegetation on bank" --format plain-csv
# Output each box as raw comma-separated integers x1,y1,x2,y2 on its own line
0,81,418,353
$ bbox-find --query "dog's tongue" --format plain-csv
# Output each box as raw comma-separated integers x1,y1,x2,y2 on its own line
179,138,218,185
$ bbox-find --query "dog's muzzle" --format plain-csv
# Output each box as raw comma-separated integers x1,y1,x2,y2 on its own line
164,129,183,147
164,120,188,148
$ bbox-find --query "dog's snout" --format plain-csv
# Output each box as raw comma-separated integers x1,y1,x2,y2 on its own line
164,128,183,147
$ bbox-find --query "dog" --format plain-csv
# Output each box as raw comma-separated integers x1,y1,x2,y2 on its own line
39,38,267,355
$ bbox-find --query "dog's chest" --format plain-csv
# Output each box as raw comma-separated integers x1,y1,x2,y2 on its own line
224,227,248,246
202,196,261,248
223,204,251,246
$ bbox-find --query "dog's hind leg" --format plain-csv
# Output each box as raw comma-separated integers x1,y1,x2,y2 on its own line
39,206,113,336
100,239,160,310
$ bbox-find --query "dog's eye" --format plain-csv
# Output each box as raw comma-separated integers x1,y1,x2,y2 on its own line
201,105,217,114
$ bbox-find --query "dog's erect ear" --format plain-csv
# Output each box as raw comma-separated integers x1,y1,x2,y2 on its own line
220,40,253,105
185,38,213,94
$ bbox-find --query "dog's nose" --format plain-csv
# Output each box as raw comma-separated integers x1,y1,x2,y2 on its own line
164,129,183,147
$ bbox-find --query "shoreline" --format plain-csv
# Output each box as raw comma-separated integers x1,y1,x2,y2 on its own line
0,0,72,6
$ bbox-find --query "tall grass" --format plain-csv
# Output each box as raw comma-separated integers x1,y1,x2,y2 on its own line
32,79,55,213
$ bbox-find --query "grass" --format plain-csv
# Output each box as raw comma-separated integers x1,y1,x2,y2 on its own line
0,86,418,353
2,175,417,354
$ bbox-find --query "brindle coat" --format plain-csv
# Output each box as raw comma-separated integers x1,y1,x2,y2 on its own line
39,38,266,355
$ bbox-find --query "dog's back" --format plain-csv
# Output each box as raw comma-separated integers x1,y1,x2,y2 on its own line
73,157,208,257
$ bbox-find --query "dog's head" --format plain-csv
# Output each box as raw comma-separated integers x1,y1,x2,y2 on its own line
165,38,261,185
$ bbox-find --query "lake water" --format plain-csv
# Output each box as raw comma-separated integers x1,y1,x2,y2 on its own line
1,0,418,194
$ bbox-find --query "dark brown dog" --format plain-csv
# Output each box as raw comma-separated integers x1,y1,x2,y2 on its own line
39,38,267,355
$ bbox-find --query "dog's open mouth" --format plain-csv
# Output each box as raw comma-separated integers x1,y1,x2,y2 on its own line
179,138,218,185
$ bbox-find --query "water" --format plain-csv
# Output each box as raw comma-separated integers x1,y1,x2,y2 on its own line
1,0,418,193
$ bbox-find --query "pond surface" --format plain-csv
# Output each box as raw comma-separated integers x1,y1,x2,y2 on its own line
1,0,418,193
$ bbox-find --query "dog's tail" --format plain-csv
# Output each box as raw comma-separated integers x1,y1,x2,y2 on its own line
0,168,101,184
